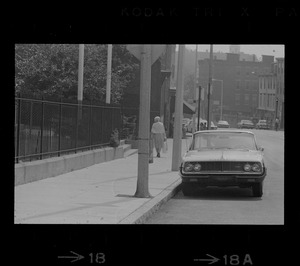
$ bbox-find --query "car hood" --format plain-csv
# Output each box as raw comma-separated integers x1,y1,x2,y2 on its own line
183,149,263,162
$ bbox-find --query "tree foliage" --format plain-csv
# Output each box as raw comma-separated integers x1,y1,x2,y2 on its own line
184,73,196,102
15,44,139,103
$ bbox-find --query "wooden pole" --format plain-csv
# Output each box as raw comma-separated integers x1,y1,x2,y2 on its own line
171,45,185,171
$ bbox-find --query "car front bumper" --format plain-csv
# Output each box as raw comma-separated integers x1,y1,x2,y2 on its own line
180,169,267,187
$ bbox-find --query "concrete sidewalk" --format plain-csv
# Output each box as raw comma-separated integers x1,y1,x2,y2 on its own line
14,137,192,224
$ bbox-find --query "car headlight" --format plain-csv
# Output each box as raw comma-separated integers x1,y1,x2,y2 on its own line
184,163,194,172
244,163,251,172
194,163,202,171
252,163,262,172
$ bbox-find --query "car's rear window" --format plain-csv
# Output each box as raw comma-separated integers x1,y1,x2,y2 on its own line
193,132,257,150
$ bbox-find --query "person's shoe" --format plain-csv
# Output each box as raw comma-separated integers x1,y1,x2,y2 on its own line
157,153,160,157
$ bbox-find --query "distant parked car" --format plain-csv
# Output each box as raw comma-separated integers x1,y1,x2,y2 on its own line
217,120,230,128
238,120,255,129
210,121,218,130
256,120,270,130
187,118,207,132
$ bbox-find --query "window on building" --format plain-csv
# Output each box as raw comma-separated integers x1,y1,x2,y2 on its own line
264,93,267,108
274,64,278,75
235,94,240,105
245,94,249,105
253,80,258,91
245,67,250,76
236,80,241,90
259,94,262,108
245,80,250,90
252,94,257,104
261,77,264,90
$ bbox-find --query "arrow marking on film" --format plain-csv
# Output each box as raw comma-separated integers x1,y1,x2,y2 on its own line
58,251,84,263
194,254,220,264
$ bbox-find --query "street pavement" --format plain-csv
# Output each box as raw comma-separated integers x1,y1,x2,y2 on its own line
14,138,192,224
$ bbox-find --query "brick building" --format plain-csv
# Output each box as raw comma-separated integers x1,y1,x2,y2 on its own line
258,57,284,129
197,53,274,127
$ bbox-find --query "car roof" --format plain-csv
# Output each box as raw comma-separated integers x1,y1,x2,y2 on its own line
194,129,254,135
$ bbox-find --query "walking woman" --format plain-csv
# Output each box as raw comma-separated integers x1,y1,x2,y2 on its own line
151,116,167,158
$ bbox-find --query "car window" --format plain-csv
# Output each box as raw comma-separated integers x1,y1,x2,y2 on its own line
193,132,257,150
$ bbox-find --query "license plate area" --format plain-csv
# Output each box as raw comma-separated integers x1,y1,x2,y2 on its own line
212,176,235,182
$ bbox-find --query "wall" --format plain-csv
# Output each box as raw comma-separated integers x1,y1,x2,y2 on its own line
15,144,129,186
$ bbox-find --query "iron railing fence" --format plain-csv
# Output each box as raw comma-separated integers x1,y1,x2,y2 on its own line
15,94,140,163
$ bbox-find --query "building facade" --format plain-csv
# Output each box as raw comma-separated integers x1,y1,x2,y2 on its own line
257,57,284,129
257,73,277,125
197,53,274,127
274,58,285,129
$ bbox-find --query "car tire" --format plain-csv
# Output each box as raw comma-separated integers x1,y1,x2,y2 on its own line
252,183,263,197
182,183,197,196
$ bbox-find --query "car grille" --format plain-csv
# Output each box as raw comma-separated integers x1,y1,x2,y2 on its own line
199,162,244,172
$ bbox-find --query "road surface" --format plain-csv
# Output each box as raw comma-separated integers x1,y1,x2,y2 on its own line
146,129,284,224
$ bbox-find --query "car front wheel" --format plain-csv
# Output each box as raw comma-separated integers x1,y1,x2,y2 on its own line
252,183,263,197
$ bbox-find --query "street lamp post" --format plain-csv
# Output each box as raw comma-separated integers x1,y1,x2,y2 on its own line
212,79,223,121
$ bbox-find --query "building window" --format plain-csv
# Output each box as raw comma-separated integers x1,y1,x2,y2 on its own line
236,80,241,90
273,64,277,75
245,80,250,90
252,80,258,91
235,94,240,105
264,94,267,108
259,94,262,108
245,94,249,105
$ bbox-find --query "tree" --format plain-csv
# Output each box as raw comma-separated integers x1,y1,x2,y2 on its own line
15,44,139,103
184,73,196,102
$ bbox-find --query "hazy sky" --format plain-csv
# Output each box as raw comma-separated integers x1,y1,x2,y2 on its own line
185,44,284,59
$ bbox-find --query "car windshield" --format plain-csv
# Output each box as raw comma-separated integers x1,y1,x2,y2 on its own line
192,132,257,150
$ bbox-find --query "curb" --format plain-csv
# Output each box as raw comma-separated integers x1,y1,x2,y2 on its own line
118,178,182,224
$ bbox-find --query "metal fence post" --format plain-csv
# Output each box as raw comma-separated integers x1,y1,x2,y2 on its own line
58,98,62,156
40,97,44,160
89,101,92,148
29,100,33,161
75,102,78,153
16,94,21,163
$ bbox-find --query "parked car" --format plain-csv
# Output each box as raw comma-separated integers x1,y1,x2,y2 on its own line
210,121,218,130
217,120,230,128
180,130,266,197
238,120,255,129
256,120,270,130
187,118,207,132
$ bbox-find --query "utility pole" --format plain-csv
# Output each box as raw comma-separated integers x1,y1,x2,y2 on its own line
197,86,202,131
192,45,198,134
135,45,152,198
106,44,112,104
78,44,84,119
171,45,185,171
207,44,213,130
